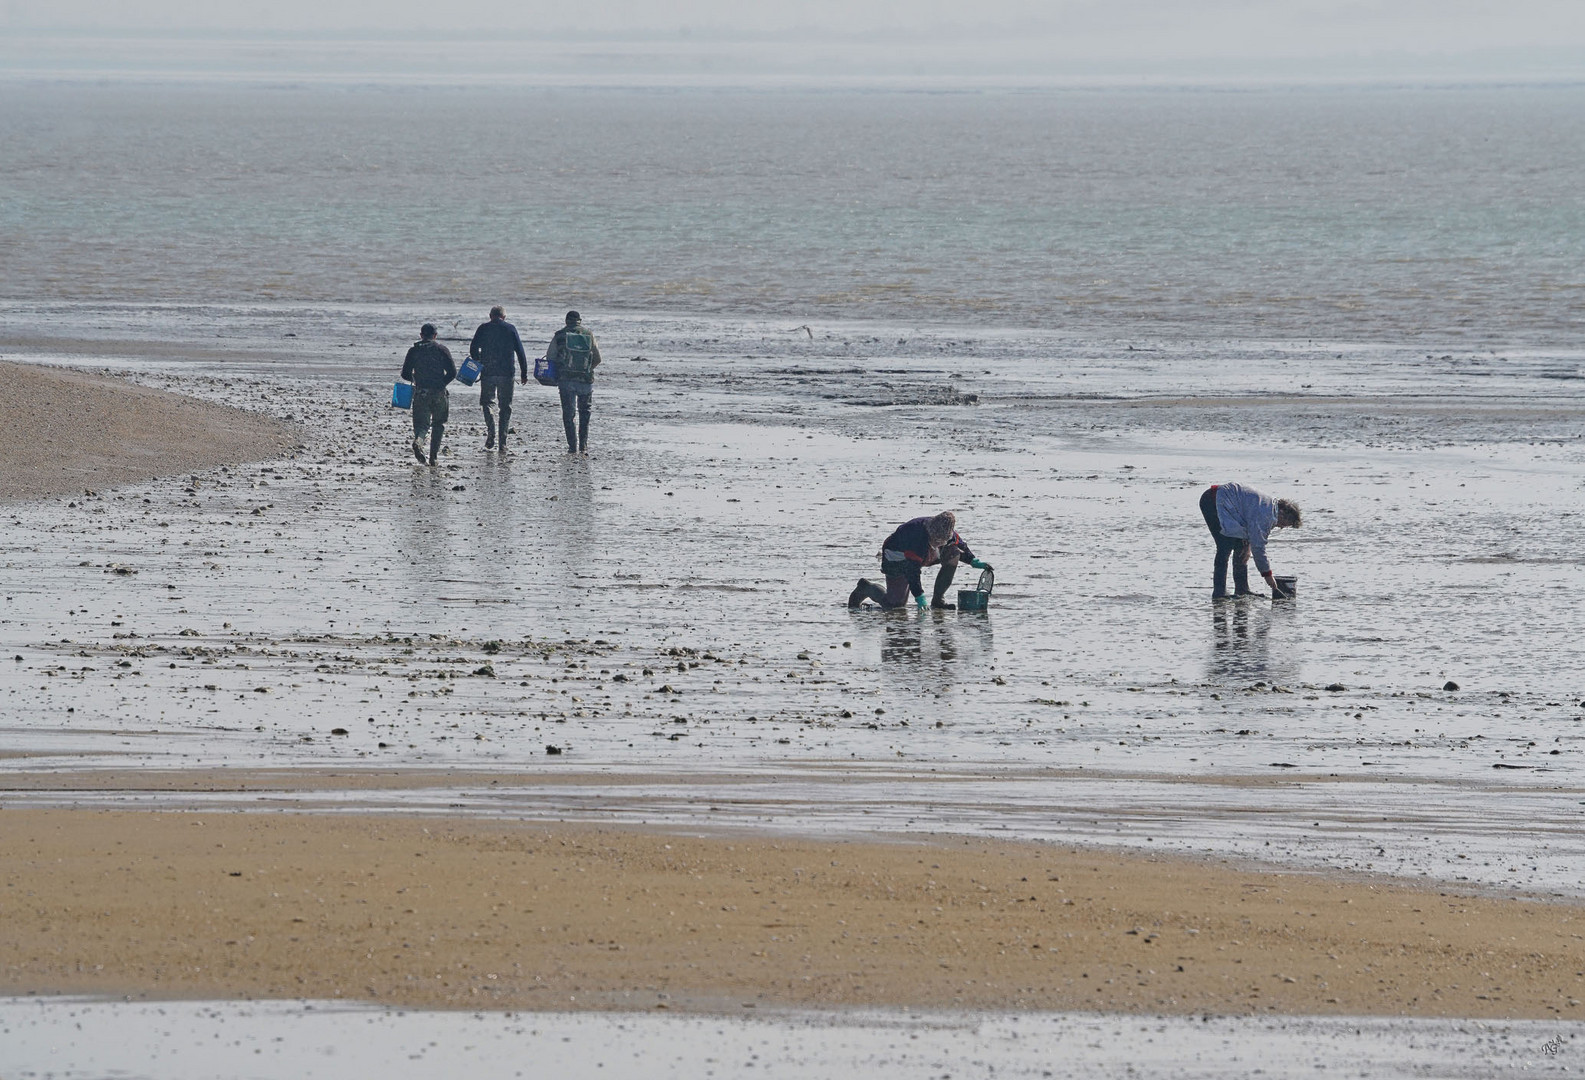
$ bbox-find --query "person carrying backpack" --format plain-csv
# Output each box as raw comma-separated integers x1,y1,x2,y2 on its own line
545,310,602,454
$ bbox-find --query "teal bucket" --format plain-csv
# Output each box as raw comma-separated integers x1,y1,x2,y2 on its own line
957,566,994,611
391,381,413,409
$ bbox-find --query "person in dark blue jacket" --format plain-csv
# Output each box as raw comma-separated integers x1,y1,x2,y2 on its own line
469,305,528,452
400,323,456,466
848,511,989,610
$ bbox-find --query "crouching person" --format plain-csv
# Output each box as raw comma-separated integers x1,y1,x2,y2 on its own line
848,511,988,610
401,323,456,466
1200,482,1301,599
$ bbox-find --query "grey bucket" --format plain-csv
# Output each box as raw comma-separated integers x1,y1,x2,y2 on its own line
1273,575,1298,600
958,566,994,611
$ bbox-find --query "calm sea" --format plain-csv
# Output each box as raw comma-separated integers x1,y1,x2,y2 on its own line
1,81,1582,345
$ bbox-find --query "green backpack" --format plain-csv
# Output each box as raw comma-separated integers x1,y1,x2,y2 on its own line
561,329,595,379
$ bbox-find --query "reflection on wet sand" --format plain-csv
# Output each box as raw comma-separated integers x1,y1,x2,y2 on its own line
1209,600,1300,686
879,611,994,692
548,459,597,588
400,468,460,590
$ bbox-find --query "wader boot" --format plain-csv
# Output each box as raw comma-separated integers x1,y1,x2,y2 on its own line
412,436,426,464
428,424,444,467
482,406,496,450
931,561,958,609
1231,551,1255,596
849,579,887,608
578,411,589,454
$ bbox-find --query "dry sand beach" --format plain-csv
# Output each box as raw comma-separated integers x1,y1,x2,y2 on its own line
7,807,1585,1019
0,361,299,503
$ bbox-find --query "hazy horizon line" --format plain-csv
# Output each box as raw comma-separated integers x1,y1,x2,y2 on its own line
3,30,1582,90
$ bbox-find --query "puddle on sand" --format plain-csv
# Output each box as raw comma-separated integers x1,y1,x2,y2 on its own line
0,997,1575,1080
1,304,1583,893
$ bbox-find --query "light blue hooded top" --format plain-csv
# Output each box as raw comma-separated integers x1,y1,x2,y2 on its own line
1215,482,1280,574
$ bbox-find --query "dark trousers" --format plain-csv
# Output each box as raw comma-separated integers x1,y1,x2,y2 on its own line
411,388,449,459
559,382,592,452
853,549,960,608
1200,486,1250,596
479,376,515,445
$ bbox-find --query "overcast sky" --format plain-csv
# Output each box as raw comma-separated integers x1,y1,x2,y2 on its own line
5,1,1583,79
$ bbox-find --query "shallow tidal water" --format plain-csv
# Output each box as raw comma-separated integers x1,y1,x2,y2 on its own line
1,303,1582,895
0,997,1577,1079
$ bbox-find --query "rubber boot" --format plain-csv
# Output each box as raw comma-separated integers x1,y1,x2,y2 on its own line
1231,551,1254,596
931,561,958,609
429,425,444,467
482,407,496,450
412,433,427,463
849,579,892,608
578,411,589,454
497,404,512,452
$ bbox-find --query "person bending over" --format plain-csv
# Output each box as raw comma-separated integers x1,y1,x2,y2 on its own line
545,310,602,454
400,323,456,466
1200,482,1301,599
848,511,989,610
469,305,528,452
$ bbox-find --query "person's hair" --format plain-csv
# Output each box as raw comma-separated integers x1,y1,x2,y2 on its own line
1276,499,1302,527
565,310,581,325
489,305,505,320
419,323,437,339
927,511,957,543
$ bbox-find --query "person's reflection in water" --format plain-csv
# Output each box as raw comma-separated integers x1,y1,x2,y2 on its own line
1209,601,1299,685
544,460,597,594
880,618,924,666
471,453,521,603
878,610,992,694
393,469,456,623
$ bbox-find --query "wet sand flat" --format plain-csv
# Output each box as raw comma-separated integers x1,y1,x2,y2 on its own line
4,808,1584,1019
2,998,1575,1080
0,360,299,503
2,319,1584,898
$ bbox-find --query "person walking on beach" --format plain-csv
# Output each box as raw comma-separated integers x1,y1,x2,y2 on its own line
469,305,528,452
848,511,989,610
1200,482,1301,599
400,323,456,466
545,310,602,455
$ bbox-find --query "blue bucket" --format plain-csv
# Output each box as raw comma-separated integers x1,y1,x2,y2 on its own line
456,356,482,386
391,381,413,409
533,355,558,386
